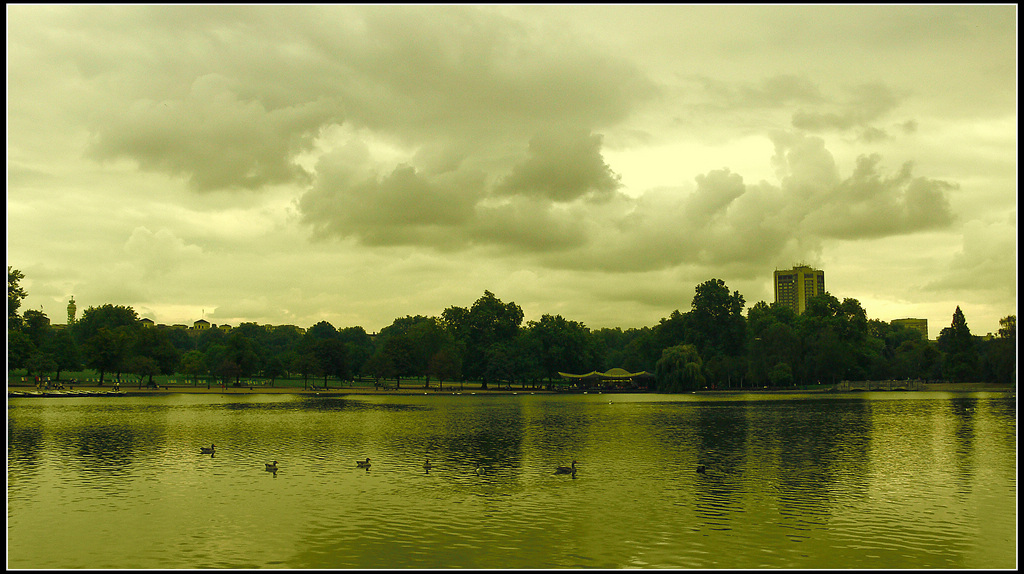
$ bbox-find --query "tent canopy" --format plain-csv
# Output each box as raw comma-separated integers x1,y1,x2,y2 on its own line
558,368,649,380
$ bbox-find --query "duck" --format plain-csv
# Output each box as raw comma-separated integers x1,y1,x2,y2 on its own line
357,457,371,468
265,461,278,472
555,460,577,475
200,444,215,454
474,465,485,475
697,464,706,474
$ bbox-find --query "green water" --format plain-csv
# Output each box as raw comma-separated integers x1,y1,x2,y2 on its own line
7,391,1017,568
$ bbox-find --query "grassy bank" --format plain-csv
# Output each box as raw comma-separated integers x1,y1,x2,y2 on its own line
5,369,534,393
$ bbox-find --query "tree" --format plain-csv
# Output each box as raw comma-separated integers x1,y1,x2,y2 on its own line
526,314,593,382
133,327,181,381
313,338,349,386
797,293,871,385
979,315,1015,385
266,324,303,358
73,304,140,342
380,335,416,388
26,352,58,381
180,350,206,386
937,306,978,383
290,349,318,389
82,326,136,384
305,320,339,341
126,355,161,388
44,329,82,380
338,326,374,378
482,341,517,387
205,343,240,387
655,309,690,351
746,301,799,387
407,318,458,387
768,362,794,386
72,305,141,383
7,330,35,371
427,347,462,387
22,309,52,349
689,278,746,358
655,344,705,393
363,350,395,385
620,327,660,374
223,330,261,386
8,266,27,330
445,291,524,388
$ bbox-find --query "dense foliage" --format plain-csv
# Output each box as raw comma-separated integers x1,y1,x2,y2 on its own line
7,269,1017,390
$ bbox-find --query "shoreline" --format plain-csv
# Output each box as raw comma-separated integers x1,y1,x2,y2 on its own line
6,382,555,397
8,381,1013,398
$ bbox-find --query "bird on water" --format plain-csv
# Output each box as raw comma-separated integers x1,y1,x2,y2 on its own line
357,458,371,468
265,461,278,472
555,460,577,475
200,444,215,454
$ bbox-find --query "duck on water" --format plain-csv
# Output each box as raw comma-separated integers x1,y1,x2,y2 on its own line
555,460,577,475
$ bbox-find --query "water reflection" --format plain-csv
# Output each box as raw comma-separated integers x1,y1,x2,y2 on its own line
948,397,977,498
690,402,748,529
7,392,1017,569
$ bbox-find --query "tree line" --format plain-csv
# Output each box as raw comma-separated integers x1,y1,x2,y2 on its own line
7,267,1017,391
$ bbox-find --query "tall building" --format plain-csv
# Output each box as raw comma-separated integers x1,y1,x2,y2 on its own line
67,296,77,325
774,265,825,314
891,318,928,340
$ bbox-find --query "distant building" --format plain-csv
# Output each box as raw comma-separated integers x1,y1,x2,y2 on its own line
192,319,211,330
774,265,825,314
891,318,928,339
67,296,77,325
139,318,155,328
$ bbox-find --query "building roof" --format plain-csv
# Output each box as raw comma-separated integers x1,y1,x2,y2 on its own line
558,369,650,380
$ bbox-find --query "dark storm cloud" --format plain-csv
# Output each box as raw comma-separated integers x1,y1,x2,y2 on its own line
470,197,590,253
299,128,957,276
309,6,657,140
62,4,656,198
88,74,339,191
694,74,826,109
297,130,606,253
791,82,901,132
494,128,622,202
803,155,957,239
298,145,483,247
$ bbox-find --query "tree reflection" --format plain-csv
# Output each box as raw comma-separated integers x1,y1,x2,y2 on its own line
753,398,871,536
692,402,749,527
948,397,977,498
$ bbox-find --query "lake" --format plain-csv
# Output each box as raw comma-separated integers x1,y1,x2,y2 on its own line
6,391,1016,569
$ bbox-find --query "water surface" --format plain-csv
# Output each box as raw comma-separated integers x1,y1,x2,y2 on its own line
7,391,1016,568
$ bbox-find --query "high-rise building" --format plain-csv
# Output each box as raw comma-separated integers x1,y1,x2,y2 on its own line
774,265,825,314
67,296,77,325
891,318,929,340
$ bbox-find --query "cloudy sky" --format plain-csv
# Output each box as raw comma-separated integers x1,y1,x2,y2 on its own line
7,5,1017,339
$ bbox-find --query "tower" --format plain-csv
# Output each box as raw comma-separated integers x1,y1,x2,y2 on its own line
67,296,77,325
774,265,825,314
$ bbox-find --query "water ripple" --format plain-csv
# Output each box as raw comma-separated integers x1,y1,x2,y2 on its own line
7,393,1016,569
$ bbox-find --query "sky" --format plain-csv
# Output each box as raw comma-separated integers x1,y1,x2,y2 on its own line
7,5,1017,340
